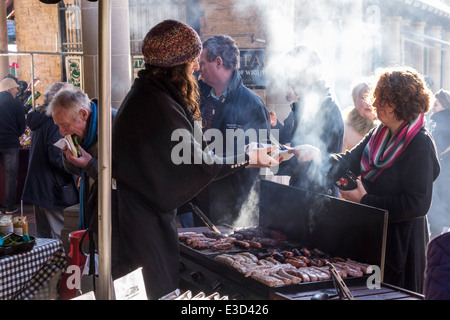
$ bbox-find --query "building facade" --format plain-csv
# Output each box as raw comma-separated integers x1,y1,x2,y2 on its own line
5,0,450,112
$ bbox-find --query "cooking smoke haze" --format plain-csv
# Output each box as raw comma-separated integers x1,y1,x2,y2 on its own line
230,0,377,228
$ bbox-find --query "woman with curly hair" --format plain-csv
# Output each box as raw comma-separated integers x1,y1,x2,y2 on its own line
99,20,279,299
289,66,440,293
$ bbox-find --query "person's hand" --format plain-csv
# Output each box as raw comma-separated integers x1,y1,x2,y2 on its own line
63,144,92,169
247,144,282,168
288,144,322,163
339,179,367,203
269,111,277,127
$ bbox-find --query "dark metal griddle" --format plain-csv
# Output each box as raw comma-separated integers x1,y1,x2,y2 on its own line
178,180,422,300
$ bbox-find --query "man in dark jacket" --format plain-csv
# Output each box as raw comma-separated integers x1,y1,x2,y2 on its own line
22,82,79,239
0,77,25,214
195,35,271,226
47,86,116,230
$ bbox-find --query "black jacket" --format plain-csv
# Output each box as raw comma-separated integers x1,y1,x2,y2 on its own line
22,106,79,210
108,70,249,299
328,126,440,293
0,91,26,149
197,71,271,225
424,231,450,299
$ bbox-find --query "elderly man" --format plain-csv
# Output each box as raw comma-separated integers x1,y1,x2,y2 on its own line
194,35,271,226
47,85,116,229
0,77,25,214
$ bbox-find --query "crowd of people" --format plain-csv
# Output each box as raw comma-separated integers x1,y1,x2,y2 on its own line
0,18,449,300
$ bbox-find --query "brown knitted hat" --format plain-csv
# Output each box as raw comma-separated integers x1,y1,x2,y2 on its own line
141,20,202,67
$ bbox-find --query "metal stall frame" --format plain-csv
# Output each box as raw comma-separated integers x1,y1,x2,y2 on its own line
0,50,83,110
97,0,112,301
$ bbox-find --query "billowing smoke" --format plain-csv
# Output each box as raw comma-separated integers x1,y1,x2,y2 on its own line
232,0,381,108
232,180,260,228
229,0,374,226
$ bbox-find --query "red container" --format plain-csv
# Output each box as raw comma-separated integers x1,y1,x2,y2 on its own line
68,230,88,267
59,230,89,300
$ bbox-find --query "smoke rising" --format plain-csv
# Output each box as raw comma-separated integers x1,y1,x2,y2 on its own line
233,179,260,228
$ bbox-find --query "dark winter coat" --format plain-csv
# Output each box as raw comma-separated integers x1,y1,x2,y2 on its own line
0,91,26,149
108,69,249,299
424,231,450,300
197,71,271,225
22,106,78,210
428,109,450,228
278,86,344,197
328,126,440,293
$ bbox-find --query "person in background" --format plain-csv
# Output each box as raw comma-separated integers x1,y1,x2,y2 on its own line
428,89,450,239
341,80,378,151
22,82,79,239
289,66,440,293
0,77,25,214
100,20,279,299
2,74,28,106
193,34,271,226
278,45,344,197
423,230,450,299
46,86,116,230
269,110,292,145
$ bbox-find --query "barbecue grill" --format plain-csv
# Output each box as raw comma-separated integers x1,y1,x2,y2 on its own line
178,180,423,300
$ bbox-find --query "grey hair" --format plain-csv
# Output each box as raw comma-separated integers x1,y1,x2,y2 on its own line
202,35,240,70
46,86,91,119
43,82,74,105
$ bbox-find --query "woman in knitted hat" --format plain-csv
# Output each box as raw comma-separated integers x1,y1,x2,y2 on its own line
428,89,450,238
92,20,279,299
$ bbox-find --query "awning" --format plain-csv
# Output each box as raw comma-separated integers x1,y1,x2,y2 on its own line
403,0,450,18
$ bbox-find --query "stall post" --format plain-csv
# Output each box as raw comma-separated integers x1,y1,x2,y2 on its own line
97,0,112,300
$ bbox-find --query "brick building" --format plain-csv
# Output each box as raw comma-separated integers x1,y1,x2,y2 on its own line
3,0,450,114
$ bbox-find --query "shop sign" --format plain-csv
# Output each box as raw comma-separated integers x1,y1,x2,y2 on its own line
132,52,266,90
239,49,265,89
133,56,145,80
65,55,82,89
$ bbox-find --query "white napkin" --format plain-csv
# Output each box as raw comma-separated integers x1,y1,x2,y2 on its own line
54,138,73,152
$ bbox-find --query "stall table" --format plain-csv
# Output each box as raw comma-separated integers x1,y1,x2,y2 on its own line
0,238,66,300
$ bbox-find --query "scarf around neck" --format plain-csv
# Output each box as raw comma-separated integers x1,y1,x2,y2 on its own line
79,100,98,229
360,113,424,182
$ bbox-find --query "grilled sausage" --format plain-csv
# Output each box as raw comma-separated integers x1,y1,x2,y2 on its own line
211,243,232,251
234,240,251,249
285,258,307,268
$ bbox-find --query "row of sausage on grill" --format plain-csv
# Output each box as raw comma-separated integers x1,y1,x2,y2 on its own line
178,227,373,287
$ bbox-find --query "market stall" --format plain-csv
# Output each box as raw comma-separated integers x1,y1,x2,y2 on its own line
0,237,66,300
175,180,424,301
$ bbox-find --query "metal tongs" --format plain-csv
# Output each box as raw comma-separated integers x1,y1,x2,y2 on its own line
327,262,354,300
188,202,221,234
